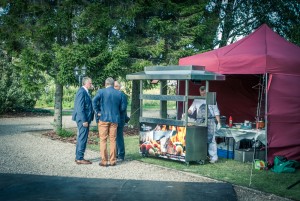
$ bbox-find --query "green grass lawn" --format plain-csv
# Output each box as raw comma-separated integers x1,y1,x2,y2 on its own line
88,135,300,201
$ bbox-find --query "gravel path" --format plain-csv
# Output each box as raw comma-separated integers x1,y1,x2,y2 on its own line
0,116,292,201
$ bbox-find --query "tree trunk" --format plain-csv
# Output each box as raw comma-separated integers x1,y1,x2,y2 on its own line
54,81,63,132
130,80,140,128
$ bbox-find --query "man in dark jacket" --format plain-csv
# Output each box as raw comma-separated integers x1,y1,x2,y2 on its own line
92,77,127,166
114,81,129,161
72,77,94,165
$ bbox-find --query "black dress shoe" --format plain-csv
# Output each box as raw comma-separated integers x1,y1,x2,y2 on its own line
75,159,92,165
99,162,108,167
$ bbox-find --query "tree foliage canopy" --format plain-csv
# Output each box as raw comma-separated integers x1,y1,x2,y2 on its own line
0,0,299,127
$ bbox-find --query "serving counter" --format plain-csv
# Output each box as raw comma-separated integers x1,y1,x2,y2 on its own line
126,65,225,165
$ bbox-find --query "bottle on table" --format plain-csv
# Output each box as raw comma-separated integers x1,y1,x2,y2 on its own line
229,116,233,128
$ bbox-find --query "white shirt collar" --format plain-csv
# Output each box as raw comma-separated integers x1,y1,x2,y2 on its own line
82,86,89,93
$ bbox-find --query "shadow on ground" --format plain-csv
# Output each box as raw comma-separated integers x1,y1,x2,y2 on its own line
0,173,237,201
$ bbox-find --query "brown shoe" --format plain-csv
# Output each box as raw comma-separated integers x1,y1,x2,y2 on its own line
75,159,92,165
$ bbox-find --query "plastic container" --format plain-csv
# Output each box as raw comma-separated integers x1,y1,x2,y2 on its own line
257,121,265,129
220,116,227,127
256,116,265,129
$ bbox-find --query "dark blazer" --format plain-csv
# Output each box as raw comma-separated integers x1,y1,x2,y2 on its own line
119,92,129,125
72,87,94,123
92,86,127,123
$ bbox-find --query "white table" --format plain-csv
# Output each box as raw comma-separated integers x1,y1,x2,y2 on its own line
215,128,266,145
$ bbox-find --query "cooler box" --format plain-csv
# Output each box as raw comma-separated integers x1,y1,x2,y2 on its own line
216,138,235,159
217,148,234,159
234,148,265,162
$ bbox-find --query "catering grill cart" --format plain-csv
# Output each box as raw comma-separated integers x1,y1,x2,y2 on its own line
126,65,225,165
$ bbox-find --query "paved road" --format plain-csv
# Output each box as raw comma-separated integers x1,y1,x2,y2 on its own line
0,116,291,201
0,115,75,135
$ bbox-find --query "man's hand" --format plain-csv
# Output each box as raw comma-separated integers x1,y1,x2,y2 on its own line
83,122,89,127
217,123,221,130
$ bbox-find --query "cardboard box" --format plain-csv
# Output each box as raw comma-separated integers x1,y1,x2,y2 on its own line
234,148,265,162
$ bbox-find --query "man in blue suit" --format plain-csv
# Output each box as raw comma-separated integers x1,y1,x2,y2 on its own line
93,77,127,167
72,77,94,165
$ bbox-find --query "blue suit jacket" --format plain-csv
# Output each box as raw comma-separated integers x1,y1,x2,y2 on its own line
72,87,94,123
119,92,129,125
92,86,127,124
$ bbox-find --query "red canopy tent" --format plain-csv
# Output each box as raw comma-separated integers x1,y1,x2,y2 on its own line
178,24,300,164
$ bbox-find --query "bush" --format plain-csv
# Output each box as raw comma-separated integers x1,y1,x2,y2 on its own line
0,54,39,114
36,85,78,109
57,128,75,138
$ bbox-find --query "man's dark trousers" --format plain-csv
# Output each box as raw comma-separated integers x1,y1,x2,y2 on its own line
75,120,90,160
116,122,125,160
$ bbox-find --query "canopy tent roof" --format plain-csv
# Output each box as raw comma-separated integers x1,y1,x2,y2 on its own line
179,24,300,75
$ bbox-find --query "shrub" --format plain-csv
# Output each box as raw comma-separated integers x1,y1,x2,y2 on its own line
0,54,39,114
57,128,75,138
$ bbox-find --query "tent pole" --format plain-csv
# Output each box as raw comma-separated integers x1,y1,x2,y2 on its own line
184,80,189,126
140,80,143,117
176,80,180,120
265,73,268,164
256,75,262,118
206,81,209,127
